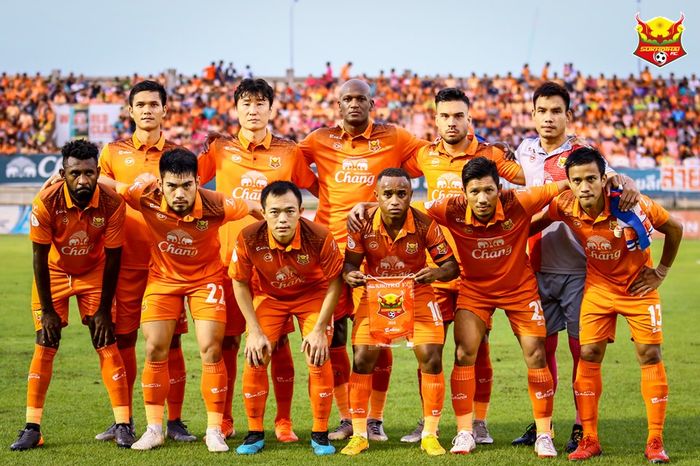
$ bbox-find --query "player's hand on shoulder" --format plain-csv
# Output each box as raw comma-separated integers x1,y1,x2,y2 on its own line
202,131,230,153
628,265,663,297
343,270,366,288
40,173,62,191
244,200,264,220
347,202,373,233
134,172,157,186
606,174,640,212
492,141,515,161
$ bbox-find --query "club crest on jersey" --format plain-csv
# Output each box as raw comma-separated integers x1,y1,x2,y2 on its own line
609,219,618,230
91,217,105,228
296,253,310,265
196,220,209,231
405,242,418,254
269,156,281,169
633,12,686,67
557,156,568,169
502,219,514,231
368,139,381,152
436,243,448,255
377,292,405,320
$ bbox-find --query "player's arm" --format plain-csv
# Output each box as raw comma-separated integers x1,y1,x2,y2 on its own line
414,255,459,284
628,214,683,297
32,242,61,347
91,247,121,349
342,250,366,287
414,221,459,283
529,208,555,236
347,202,378,233
302,276,342,366
604,168,639,211
232,279,271,366
492,146,525,185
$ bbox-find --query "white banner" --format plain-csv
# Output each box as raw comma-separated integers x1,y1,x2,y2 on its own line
52,104,122,146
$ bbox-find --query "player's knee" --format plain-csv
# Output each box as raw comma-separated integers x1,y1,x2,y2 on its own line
145,342,169,361
522,343,547,368
580,344,603,362
636,345,662,365
222,334,241,351
331,321,347,347
454,343,477,366
199,342,222,363
116,331,138,349
419,350,443,374
352,348,375,374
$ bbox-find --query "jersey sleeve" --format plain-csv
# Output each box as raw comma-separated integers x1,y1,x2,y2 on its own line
319,233,343,280
640,195,671,229
396,127,427,177
515,183,562,217
547,197,564,221
346,227,365,255
104,197,126,249
229,232,253,282
490,146,522,184
98,145,115,180
298,132,317,167
423,198,449,226
29,197,52,244
117,179,154,211
222,195,250,223
197,140,218,184
425,220,454,265
290,145,318,189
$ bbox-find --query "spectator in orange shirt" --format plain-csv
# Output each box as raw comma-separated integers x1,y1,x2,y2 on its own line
230,181,341,456
544,148,683,463
10,140,132,451
118,148,260,453
340,62,353,82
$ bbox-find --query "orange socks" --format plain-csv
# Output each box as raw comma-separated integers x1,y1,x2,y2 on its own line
369,348,392,421
242,364,269,431
142,359,170,426
308,361,334,432
641,361,668,441
330,346,351,419
97,344,130,424
118,344,137,417
474,340,493,421
349,372,372,437
574,360,602,440
421,371,444,436
222,345,238,424
451,364,475,432
167,346,186,421
202,359,227,429
271,339,295,423
528,367,554,435
25,344,57,425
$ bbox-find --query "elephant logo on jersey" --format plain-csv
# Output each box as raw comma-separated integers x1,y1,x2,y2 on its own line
585,235,621,260
431,173,463,200
159,229,197,257
234,171,268,200
377,292,405,320
269,156,281,169
472,237,512,260
336,158,374,186
368,139,381,152
378,256,406,276
61,231,93,256
271,266,305,289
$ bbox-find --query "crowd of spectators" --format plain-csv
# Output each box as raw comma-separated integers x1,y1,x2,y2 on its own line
1,61,698,168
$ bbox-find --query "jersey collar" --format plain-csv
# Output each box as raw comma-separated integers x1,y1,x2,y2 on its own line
339,119,374,140
267,224,302,251
372,207,416,242
159,190,203,221
573,194,611,225
132,132,165,151
465,198,505,227
63,182,100,210
238,130,272,151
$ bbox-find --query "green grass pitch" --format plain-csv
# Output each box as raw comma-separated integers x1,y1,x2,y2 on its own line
0,235,698,465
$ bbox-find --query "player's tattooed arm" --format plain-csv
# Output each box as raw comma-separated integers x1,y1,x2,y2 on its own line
32,242,61,347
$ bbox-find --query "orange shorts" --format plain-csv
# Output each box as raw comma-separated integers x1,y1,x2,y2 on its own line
141,276,227,324
254,292,334,344
580,286,663,345
353,286,444,346
31,266,109,332
456,282,545,337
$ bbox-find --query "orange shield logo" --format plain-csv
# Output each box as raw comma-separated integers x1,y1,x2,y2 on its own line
633,12,686,67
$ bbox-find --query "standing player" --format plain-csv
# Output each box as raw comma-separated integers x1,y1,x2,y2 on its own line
341,168,458,456
512,81,639,452
96,80,195,443
230,181,341,456
116,148,261,452
299,78,426,441
425,157,567,457
198,78,318,440
11,140,132,450
542,148,682,463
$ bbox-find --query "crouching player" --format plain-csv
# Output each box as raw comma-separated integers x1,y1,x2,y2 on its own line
340,168,459,456
542,148,683,463
230,181,341,456
11,140,132,450
114,148,261,452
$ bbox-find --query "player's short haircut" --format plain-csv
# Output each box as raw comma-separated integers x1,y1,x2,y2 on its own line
461,156,500,188
234,78,274,107
376,167,411,185
261,180,302,209
61,139,98,163
533,81,570,111
129,80,167,107
435,87,470,108
159,148,198,178
565,147,606,177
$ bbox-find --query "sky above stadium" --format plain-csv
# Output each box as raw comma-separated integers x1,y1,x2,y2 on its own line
3,0,697,78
